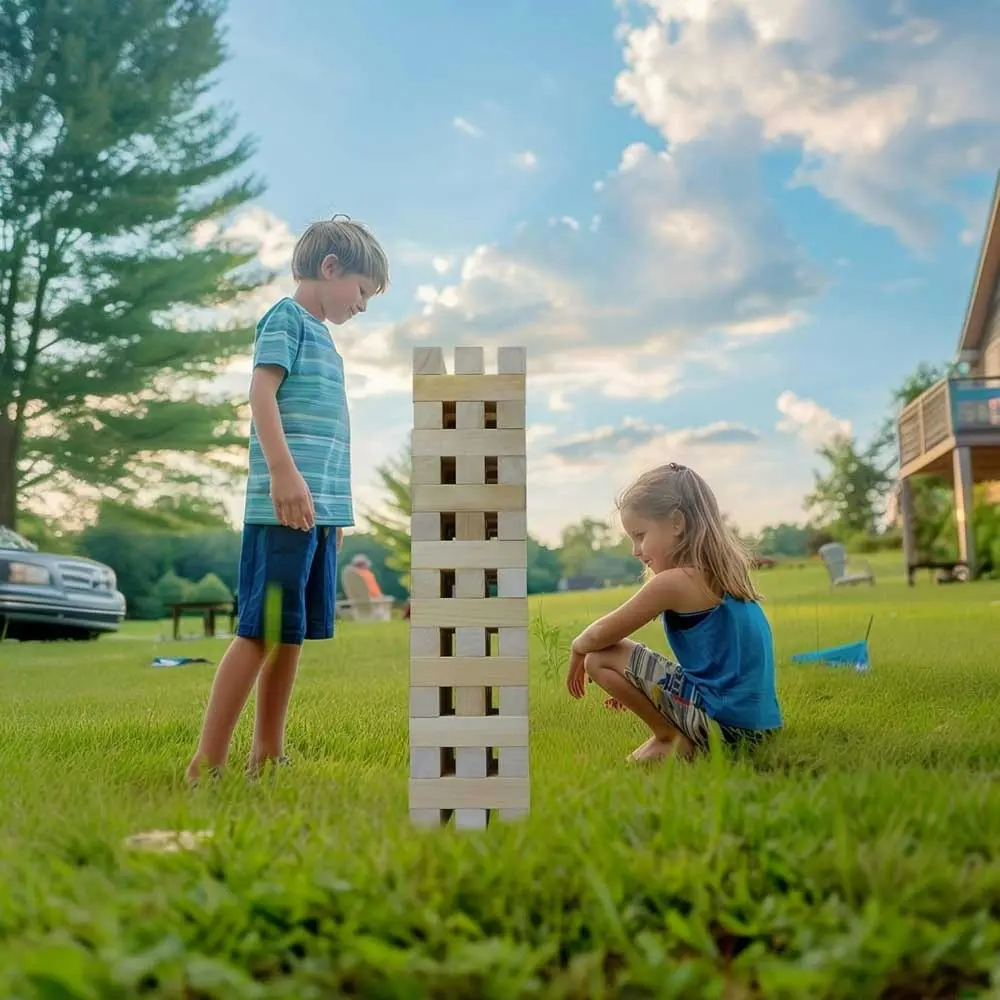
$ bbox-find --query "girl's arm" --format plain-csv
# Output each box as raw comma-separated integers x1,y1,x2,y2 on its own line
571,569,699,654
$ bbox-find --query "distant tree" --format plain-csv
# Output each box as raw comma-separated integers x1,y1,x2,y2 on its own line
190,572,232,604
526,536,562,594
756,522,809,558
363,442,411,586
559,518,613,577
0,0,266,530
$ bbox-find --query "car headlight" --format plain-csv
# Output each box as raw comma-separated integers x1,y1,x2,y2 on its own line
8,562,52,586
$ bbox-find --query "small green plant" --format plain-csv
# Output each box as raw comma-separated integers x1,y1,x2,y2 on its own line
530,603,572,682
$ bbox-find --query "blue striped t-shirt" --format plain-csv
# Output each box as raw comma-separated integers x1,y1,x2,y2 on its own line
243,297,353,527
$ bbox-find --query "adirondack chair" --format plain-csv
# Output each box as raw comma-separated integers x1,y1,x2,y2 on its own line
337,563,394,621
818,542,876,587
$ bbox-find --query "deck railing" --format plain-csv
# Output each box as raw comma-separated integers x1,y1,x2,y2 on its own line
898,376,1000,468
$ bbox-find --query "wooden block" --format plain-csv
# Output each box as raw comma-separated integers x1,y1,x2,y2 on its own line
411,513,441,542
456,569,485,598
497,400,526,429
499,746,529,778
410,687,441,718
455,346,485,374
410,808,445,827
408,570,441,599
413,401,443,430
408,777,529,810
413,373,525,402
499,628,528,657
498,456,526,485
410,715,528,748
456,687,487,715
455,809,489,830
499,686,529,716
498,511,527,539
412,429,526,458
413,347,446,375
456,512,486,540
410,598,528,629
498,346,527,374
457,401,485,429
499,808,529,822
413,485,526,513
456,627,485,656
411,541,526,570
497,568,527,598
456,747,487,777
411,747,442,779
457,456,485,485
410,657,529,687
410,627,441,656
411,455,442,485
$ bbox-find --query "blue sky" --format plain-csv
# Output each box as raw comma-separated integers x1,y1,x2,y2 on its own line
208,0,1000,544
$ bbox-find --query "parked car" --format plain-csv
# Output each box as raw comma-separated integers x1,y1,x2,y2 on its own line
0,527,126,640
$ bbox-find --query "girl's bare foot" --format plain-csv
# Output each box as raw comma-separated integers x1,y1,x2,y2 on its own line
604,696,626,710
627,735,670,762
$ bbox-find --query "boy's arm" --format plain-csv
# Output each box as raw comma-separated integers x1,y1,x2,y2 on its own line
571,569,692,654
250,365,315,531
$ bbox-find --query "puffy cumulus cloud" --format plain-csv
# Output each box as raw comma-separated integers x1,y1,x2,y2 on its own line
373,138,818,408
548,417,762,465
614,0,1000,246
776,390,852,447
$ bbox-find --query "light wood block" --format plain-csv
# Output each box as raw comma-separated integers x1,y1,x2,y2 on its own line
499,627,528,657
456,512,486,539
457,456,485,485
498,346,527,374
410,628,441,657
410,657,529,687
455,346,485,375
409,777,529,811
499,686,529,716
456,747,487,777
498,511,527,539
410,541,527,569
413,485,526,513
499,746,529,778
413,374,525,402
497,399,526,429
411,747,442,779
456,627,486,656
456,569,485,598
412,429,526,457
497,568,527,598
410,687,441,718
411,513,441,541
456,687,488,715
455,809,489,830
413,347,446,375
410,808,445,827
409,570,440,599
410,598,528,629
456,401,485,429
413,401,443,429
410,715,528,748
498,456,526,485
411,456,443,486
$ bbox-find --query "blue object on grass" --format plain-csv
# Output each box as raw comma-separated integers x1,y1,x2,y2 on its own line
790,616,873,673
151,656,211,667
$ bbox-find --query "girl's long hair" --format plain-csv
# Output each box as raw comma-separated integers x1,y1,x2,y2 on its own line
616,463,760,601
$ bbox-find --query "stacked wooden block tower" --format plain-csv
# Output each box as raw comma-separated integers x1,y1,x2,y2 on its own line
408,344,530,829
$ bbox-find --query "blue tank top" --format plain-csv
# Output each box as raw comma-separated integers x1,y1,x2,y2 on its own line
662,595,782,731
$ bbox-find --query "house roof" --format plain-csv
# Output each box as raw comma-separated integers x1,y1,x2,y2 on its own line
957,170,1000,357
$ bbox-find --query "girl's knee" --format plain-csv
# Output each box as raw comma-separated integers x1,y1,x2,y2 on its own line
584,641,633,680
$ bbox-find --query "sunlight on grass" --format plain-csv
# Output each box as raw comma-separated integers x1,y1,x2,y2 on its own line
1,555,999,997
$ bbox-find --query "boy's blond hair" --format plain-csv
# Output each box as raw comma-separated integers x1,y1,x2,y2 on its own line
616,462,760,602
292,216,390,292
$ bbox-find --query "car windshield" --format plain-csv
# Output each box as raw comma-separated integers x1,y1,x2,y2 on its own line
0,527,38,552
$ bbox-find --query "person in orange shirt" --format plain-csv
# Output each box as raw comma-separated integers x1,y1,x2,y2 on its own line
350,554,383,598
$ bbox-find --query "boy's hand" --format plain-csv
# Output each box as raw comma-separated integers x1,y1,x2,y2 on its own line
271,465,315,530
566,648,587,699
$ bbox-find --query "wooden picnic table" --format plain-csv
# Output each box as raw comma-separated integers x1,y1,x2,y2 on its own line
166,601,235,640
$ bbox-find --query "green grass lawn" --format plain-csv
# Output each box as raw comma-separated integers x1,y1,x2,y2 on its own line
2,554,1000,999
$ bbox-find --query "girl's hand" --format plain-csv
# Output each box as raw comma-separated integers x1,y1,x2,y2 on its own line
566,648,587,699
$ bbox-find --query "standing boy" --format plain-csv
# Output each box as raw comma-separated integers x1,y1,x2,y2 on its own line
186,217,389,783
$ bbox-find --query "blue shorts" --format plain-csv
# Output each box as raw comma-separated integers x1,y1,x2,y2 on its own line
236,524,339,645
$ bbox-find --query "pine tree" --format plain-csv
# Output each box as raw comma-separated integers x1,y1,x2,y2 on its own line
0,0,266,528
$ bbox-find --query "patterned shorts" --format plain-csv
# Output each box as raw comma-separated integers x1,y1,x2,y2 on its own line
624,643,762,753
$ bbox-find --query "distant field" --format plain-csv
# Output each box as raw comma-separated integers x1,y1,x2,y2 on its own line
2,553,999,999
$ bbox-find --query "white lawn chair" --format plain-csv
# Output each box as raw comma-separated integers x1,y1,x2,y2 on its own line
336,565,394,621
818,542,875,587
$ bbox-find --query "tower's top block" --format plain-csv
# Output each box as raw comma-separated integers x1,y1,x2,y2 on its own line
413,346,527,377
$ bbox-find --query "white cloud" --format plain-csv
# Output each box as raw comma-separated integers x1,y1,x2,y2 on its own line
452,116,483,138
614,0,1000,246
513,151,539,170
432,256,453,274
776,390,852,448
